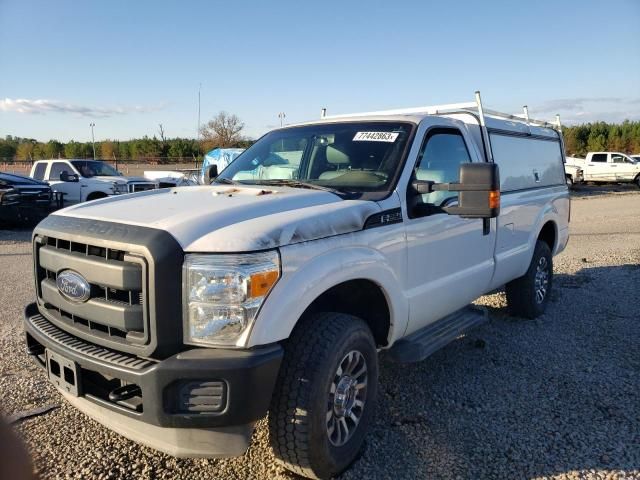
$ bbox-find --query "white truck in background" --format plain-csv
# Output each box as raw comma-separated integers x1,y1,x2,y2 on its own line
143,169,200,188
566,152,640,187
24,93,569,479
563,163,583,187
30,159,158,204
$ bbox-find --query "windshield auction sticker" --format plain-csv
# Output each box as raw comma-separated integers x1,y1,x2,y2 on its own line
353,131,399,142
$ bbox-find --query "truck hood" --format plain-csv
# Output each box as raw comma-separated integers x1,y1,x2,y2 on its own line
53,185,381,251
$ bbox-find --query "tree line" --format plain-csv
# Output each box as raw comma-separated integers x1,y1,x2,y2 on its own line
2,116,639,163
0,111,253,163
562,120,640,157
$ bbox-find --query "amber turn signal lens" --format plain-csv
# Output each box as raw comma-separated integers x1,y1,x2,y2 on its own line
489,190,500,209
249,270,279,298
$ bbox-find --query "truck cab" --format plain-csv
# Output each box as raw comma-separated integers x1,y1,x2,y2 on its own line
568,152,640,186
30,159,158,204
24,93,569,479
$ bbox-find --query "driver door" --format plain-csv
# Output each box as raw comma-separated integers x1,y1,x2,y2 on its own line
47,161,81,203
404,127,496,335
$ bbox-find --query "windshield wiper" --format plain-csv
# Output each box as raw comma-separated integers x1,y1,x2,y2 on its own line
214,178,240,185
250,179,351,196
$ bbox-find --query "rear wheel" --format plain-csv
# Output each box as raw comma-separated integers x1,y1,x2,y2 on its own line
268,312,378,480
505,240,553,319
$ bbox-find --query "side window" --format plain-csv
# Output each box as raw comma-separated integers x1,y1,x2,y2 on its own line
49,162,71,180
591,153,607,163
611,154,625,163
32,163,46,180
414,130,471,206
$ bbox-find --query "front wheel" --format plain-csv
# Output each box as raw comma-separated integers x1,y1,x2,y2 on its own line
86,191,108,202
268,312,378,479
505,240,553,319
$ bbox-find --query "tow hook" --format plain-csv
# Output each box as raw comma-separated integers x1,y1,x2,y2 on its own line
109,384,142,402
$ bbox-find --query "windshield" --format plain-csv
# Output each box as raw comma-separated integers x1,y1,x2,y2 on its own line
71,160,120,178
217,122,414,200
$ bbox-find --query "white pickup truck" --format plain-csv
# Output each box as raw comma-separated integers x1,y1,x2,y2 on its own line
563,163,584,187
566,152,640,187
24,93,569,479
30,159,158,204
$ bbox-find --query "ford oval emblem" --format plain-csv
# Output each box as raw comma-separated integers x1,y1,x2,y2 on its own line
56,270,91,303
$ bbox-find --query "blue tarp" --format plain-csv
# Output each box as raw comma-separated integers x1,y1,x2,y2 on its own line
200,148,245,183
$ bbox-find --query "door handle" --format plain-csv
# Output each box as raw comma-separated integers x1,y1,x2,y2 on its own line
610,165,617,168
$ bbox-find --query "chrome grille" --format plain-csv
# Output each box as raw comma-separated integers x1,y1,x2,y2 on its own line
127,183,157,193
35,235,149,348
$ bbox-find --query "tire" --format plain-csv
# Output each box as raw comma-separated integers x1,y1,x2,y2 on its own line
86,192,108,201
268,312,378,480
635,175,640,189
505,240,553,319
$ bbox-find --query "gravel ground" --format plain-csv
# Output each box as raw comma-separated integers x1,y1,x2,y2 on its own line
1,189,639,480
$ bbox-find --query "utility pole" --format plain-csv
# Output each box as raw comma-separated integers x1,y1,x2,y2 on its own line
197,83,201,162
278,112,286,127
89,123,96,159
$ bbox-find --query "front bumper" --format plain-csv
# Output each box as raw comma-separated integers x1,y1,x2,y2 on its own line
24,303,283,457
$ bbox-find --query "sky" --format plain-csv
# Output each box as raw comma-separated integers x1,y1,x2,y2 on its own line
1,0,639,143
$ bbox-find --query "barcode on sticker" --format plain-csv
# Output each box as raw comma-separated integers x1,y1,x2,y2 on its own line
353,132,399,142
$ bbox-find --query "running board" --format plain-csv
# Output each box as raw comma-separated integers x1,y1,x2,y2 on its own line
387,305,488,363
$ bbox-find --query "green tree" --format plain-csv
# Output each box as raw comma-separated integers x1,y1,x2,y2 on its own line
117,141,130,160
16,142,35,160
33,143,48,159
587,134,607,152
168,138,197,159
0,140,16,160
64,140,93,159
45,140,64,159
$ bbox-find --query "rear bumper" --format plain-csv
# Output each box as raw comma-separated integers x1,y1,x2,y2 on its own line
24,302,283,457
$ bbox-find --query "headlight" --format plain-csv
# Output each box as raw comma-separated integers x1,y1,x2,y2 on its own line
183,251,280,347
111,182,128,194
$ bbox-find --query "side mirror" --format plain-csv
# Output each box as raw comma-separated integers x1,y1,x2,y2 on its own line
206,165,219,184
60,172,79,182
412,163,500,218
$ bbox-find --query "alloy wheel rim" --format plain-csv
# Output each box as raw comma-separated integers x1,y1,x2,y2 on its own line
534,256,549,304
326,350,368,447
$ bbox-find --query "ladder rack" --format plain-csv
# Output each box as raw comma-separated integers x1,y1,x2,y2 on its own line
320,91,562,131
319,91,563,166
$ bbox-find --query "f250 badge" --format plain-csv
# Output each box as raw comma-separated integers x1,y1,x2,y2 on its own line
56,270,91,303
